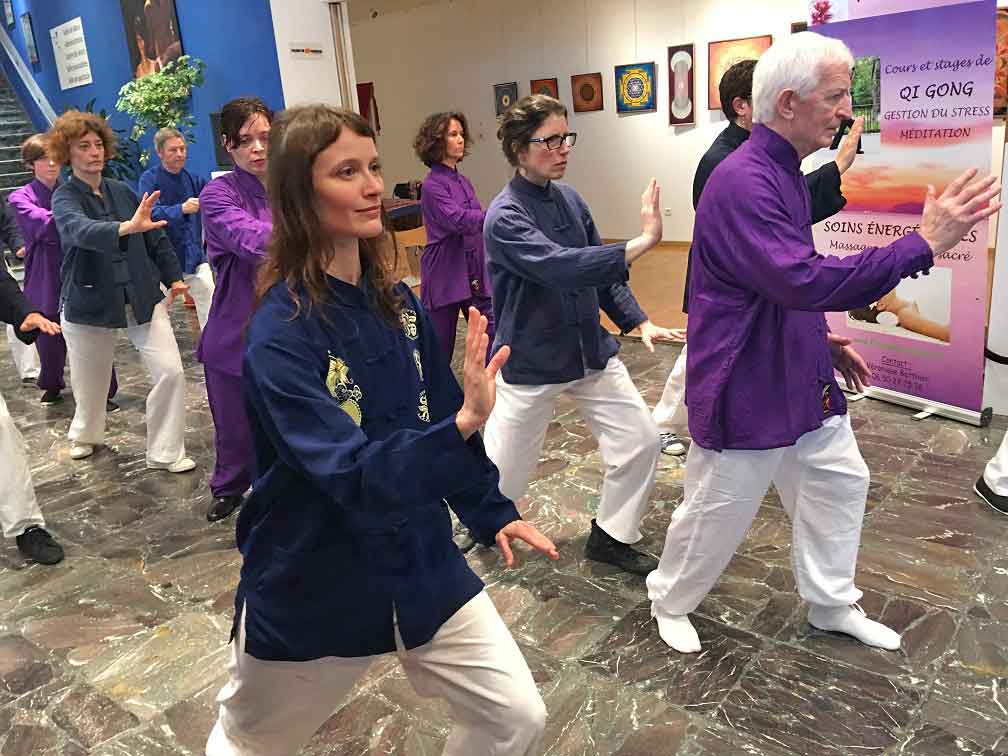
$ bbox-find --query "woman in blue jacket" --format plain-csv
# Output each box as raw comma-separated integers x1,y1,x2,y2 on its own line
205,104,558,756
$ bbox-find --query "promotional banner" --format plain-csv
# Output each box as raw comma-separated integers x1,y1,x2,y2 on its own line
810,0,995,420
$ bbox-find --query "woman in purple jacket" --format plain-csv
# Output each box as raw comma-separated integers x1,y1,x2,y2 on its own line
197,97,273,523
413,112,493,363
9,135,118,408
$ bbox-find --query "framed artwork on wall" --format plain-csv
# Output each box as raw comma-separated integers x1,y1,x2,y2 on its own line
493,82,518,116
20,13,37,65
120,0,184,80
530,77,559,98
3,1,13,27
614,62,656,113
708,35,772,110
668,44,695,125
571,72,603,112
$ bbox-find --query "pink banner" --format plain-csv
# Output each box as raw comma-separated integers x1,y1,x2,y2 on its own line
810,0,995,413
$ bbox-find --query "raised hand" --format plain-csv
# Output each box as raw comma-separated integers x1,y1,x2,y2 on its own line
495,520,560,567
919,169,1001,255
828,332,871,393
640,178,662,246
455,307,510,439
19,312,60,335
182,197,200,215
120,191,168,236
638,320,684,353
626,179,663,262
164,280,190,308
835,117,863,175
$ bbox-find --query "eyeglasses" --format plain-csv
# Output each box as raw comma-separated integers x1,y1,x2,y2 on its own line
527,132,577,150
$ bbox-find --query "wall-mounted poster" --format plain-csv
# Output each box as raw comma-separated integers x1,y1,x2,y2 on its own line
3,1,13,27
708,35,772,110
614,62,656,113
571,72,603,112
120,0,183,80
668,44,694,125
20,13,37,65
530,77,559,98
50,17,93,90
996,7,1008,117
493,82,518,116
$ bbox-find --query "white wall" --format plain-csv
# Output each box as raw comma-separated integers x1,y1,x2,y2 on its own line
270,0,347,107
351,0,1005,242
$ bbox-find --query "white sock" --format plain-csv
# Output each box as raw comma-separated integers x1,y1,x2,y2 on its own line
652,610,702,653
807,604,902,651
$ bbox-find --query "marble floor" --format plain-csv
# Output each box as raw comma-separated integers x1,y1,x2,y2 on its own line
1,306,1007,755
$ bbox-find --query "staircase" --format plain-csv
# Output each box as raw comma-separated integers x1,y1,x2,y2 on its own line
0,71,39,278
0,72,36,197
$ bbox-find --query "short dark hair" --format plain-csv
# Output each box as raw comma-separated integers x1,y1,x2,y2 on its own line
413,112,470,167
219,96,273,151
21,134,46,167
719,59,757,121
497,94,568,167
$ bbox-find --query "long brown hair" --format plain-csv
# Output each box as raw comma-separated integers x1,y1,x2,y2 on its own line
257,104,401,323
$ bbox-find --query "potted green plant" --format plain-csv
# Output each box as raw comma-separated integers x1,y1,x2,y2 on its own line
115,55,206,166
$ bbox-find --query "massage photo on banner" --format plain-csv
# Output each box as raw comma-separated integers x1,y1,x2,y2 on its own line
846,268,952,344
120,0,183,80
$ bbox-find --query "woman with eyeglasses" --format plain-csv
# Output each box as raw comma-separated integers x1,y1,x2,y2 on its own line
413,111,494,362
197,96,273,523
483,94,678,577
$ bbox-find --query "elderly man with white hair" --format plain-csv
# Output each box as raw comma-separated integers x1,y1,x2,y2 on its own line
646,32,1001,653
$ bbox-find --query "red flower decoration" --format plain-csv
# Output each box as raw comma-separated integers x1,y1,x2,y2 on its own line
811,0,832,25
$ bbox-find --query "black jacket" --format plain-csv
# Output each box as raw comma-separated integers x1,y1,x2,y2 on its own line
0,262,38,345
683,120,846,313
52,175,182,328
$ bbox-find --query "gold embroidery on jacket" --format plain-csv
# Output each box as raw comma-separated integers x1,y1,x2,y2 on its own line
400,309,418,340
418,390,430,423
413,349,423,379
326,354,364,426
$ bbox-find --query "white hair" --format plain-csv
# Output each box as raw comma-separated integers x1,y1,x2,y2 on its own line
752,31,854,124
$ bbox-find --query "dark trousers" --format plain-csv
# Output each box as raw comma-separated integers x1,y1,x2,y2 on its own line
205,365,252,499
427,294,495,365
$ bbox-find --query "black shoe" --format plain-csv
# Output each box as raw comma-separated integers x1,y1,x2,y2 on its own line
106,399,120,413
584,518,658,576
40,390,62,405
20,376,37,385
207,495,243,522
975,476,1008,515
15,526,64,565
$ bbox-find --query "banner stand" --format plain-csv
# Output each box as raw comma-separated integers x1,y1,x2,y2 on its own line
838,380,993,426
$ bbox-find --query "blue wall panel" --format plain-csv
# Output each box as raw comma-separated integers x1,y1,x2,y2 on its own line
0,0,284,181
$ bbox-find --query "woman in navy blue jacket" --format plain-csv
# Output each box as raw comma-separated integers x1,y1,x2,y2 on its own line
205,104,559,756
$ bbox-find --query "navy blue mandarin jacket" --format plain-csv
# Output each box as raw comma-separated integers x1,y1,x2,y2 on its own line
52,175,182,328
235,277,521,661
484,174,647,385
138,164,207,275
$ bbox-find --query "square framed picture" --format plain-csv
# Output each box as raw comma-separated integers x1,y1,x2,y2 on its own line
708,35,772,110
530,77,559,99
493,82,518,116
20,12,38,65
668,44,695,125
571,72,603,112
614,62,656,113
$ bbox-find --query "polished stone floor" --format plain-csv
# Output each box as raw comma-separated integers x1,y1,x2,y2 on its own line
1,306,1007,755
